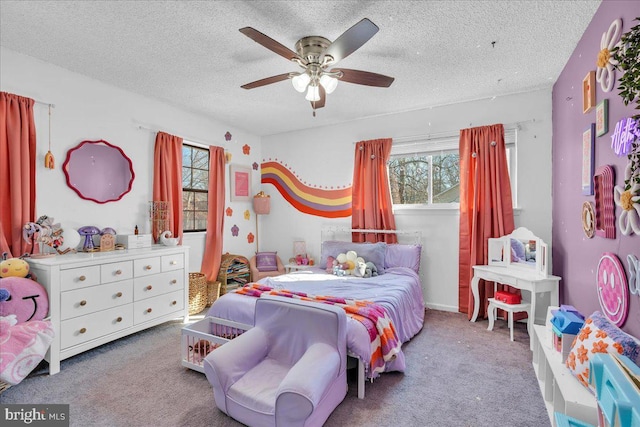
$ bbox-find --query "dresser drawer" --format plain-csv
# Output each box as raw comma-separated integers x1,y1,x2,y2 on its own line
134,257,161,277
61,305,133,349
161,253,184,272
101,260,133,283
61,280,133,320
479,270,513,285
133,271,184,300
133,289,184,324
61,266,101,291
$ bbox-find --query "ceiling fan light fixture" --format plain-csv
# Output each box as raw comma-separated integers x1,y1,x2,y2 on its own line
291,73,310,92
305,84,320,102
319,74,338,94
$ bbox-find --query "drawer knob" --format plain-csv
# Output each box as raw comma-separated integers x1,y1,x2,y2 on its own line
79,327,87,334
144,265,152,271
80,300,87,306
116,316,123,322
79,275,86,281
116,292,123,298
146,308,152,313
171,300,177,305
170,261,177,265
170,279,177,285
146,285,153,291
115,269,122,275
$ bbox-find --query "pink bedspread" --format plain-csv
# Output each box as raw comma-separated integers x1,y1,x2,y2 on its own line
235,283,402,376
208,266,425,378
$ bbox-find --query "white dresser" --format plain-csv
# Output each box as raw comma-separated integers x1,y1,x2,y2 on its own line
26,245,190,374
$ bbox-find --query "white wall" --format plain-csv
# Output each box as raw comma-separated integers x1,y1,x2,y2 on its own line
1,47,261,272
1,46,554,311
260,89,553,311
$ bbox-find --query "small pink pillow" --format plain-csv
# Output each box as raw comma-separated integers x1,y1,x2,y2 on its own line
255,252,278,272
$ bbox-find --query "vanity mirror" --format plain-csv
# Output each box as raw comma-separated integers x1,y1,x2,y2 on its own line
63,140,135,203
488,227,548,276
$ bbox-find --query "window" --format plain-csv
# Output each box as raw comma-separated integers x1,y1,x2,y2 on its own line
388,128,517,207
182,143,209,231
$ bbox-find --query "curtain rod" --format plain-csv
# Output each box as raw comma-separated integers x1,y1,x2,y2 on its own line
391,118,536,144
33,98,55,108
136,123,212,149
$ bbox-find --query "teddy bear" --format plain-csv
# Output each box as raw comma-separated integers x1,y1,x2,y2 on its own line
364,261,378,278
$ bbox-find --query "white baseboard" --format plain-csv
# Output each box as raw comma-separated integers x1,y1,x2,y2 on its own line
425,303,458,312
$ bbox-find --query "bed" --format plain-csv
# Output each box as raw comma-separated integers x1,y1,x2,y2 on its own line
207,228,425,398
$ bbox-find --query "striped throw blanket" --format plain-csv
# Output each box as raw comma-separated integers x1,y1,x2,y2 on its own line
235,283,401,376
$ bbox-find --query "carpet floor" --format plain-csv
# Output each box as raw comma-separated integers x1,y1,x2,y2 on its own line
0,309,550,427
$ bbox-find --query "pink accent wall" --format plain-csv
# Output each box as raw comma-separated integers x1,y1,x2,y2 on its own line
552,0,640,338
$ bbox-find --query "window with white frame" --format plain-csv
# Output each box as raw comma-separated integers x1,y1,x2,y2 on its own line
388,128,517,207
182,143,209,232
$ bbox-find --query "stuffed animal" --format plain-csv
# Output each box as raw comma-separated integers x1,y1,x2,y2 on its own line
364,261,378,278
0,254,30,278
0,275,54,386
0,276,49,322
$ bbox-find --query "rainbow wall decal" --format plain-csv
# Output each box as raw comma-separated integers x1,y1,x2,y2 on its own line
260,161,352,218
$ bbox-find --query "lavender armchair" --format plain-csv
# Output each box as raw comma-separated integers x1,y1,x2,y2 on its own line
204,295,347,427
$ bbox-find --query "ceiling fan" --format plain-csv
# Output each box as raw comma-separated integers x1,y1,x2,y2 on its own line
239,18,394,115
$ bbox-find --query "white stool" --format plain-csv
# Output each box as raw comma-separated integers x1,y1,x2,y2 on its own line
487,298,531,342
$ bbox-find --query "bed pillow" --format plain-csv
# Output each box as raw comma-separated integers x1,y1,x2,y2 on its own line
320,241,387,275
565,311,640,392
255,252,278,272
384,244,422,274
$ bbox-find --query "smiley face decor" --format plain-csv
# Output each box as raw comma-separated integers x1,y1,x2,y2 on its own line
596,252,629,327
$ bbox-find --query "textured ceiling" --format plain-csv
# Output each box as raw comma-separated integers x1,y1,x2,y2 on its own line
0,0,601,137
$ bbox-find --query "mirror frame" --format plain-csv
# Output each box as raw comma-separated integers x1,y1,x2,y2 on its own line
63,139,135,204
488,227,548,276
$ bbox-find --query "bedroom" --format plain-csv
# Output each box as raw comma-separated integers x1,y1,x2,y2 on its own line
1,0,639,426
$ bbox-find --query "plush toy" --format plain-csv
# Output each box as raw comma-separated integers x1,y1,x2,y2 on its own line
0,254,30,278
0,277,49,322
364,261,378,278
0,275,54,386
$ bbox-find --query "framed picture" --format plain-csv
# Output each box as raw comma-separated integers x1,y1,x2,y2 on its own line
582,71,596,113
581,123,595,195
229,164,251,202
596,99,608,136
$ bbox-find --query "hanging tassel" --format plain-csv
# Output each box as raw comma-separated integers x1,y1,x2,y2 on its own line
44,105,55,169
45,150,55,169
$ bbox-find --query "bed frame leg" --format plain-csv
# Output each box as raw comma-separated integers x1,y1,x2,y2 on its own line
358,359,365,399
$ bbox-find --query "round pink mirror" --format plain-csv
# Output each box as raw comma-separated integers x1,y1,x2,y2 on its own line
63,140,135,204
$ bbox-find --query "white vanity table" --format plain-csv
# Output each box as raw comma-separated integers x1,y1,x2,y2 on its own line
26,245,189,374
470,228,561,350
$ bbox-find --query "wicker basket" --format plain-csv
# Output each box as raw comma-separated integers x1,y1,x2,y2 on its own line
188,272,208,315
207,281,221,306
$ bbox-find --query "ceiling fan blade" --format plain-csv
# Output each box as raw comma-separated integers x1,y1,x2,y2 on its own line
323,18,379,63
311,85,326,110
241,73,291,89
333,68,394,87
239,27,301,62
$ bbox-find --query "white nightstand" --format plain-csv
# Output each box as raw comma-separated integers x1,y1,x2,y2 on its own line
284,263,311,273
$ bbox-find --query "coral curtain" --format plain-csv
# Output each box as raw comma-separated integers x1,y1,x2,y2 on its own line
459,124,515,319
153,132,183,242
200,146,226,282
0,92,37,257
352,138,398,244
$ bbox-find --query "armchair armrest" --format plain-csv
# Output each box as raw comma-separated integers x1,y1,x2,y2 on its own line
276,342,341,421
204,327,268,394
